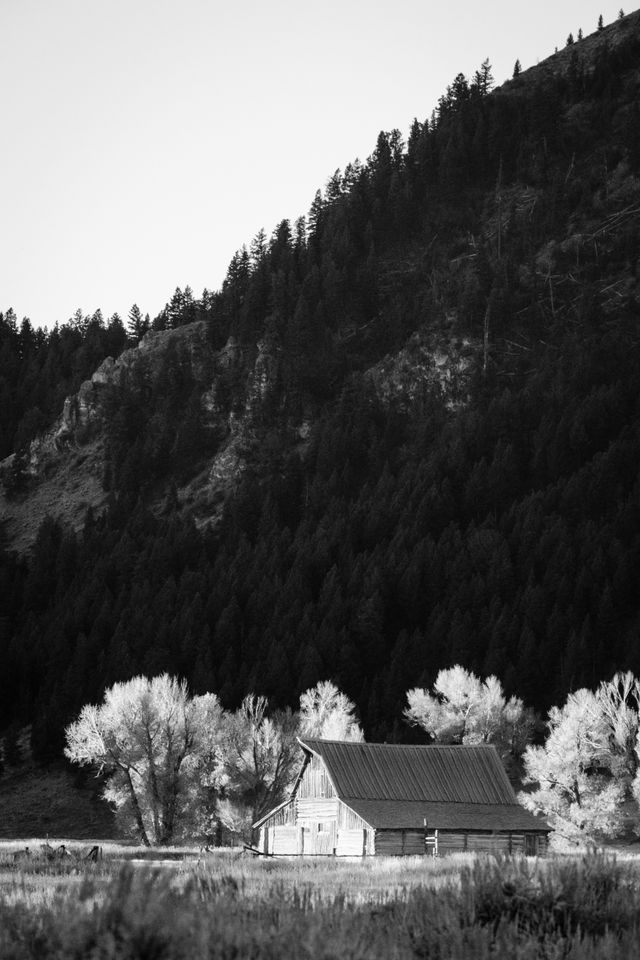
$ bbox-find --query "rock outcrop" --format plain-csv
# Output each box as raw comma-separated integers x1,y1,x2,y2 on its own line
1,315,479,552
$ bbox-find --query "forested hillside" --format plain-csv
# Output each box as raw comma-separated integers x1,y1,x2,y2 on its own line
1,12,640,763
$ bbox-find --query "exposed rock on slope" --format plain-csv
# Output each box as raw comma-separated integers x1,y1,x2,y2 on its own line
368,331,475,411
0,314,471,552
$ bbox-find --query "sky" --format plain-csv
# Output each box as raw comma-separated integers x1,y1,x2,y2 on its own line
1,0,631,330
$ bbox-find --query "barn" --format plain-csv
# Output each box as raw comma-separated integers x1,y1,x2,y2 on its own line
254,738,549,857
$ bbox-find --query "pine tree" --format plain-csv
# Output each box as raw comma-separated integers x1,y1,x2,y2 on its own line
598,14,604,29
513,59,522,78
127,303,147,341
473,59,494,96
566,33,574,45
250,228,267,268
577,28,583,40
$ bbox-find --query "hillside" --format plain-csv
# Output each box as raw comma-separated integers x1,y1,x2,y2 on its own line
1,10,640,776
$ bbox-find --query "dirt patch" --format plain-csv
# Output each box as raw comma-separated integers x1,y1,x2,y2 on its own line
0,440,107,555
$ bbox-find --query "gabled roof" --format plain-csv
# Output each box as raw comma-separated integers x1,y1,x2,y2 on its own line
297,739,549,833
298,739,517,805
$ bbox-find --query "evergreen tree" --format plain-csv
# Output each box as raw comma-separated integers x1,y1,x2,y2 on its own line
127,303,147,341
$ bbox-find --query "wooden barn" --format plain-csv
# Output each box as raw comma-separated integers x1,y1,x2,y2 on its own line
254,738,549,857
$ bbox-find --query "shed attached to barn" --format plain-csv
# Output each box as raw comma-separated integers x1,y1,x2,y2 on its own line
254,738,549,857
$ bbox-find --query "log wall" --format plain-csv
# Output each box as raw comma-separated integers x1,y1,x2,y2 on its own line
297,798,338,821
374,829,426,856
374,829,548,857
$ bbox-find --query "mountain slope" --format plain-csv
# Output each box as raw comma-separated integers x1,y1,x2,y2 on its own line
1,10,640,763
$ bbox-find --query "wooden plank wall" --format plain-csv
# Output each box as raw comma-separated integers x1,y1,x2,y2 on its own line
336,829,365,856
301,822,336,854
261,801,295,829
262,825,546,857
374,830,547,856
271,826,298,855
337,802,370,830
374,829,426,856
435,831,540,855
297,754,336,799
297,798,338,820
264,824,375,856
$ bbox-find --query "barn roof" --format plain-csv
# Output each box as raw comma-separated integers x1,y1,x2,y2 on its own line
342,799,547,832
298,739,517,805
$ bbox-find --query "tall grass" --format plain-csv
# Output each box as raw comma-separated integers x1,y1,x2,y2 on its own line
0,851,639,957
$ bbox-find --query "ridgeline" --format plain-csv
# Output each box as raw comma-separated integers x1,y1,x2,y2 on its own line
1,11,640,772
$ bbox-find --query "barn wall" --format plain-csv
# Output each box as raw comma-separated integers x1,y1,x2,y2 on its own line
297,754,336,799
443,832,512,855
271,826,298,855
337,801,370,830
374,830,549,857
335,829,363,856
458,832,548,855
374,829,426,856
260,801,295,828
526,833,549,856
297,798,338,820
300,822,335,854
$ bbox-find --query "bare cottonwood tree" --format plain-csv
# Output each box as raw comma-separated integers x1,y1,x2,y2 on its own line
298,680,364,742
219,695,299,840
65,674,226,845
521,687,626,841
405,666,534,764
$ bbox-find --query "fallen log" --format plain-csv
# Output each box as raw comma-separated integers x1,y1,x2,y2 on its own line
243,844,274,858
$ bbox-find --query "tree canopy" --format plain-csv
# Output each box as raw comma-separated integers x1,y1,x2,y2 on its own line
405,666,534,768
64,674,226,845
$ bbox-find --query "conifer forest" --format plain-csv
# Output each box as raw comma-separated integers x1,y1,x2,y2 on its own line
1,11,640,781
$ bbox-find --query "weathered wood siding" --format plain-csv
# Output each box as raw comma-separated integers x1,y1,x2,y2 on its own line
374,829,426,856
336,829,364,856
526,833,548,856
297,754,336,799
297,798,338,821
374,829,548,857
258,801,295,852
337,801,370,830
301,822,335,854
271,826,298,855
261,801,295,827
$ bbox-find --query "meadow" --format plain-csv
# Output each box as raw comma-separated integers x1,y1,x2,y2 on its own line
0,843,640,957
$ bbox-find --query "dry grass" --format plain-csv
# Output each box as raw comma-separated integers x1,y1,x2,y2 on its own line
192,848,474,903
0,762,116,840
1,845,640,957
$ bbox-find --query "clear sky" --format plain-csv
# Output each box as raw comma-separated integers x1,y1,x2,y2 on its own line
1,0,631,329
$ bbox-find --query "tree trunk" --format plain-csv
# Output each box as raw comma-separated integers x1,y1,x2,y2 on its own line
124,769,150,847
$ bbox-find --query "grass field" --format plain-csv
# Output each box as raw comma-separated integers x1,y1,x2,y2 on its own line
1,842,640,957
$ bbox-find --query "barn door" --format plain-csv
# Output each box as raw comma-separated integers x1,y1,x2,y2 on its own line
302,825,315,854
